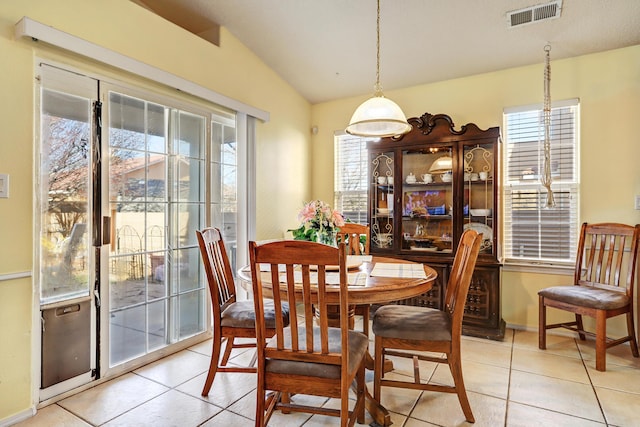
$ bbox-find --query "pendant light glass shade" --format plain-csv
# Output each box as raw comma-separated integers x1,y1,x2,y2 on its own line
428,155,453,173
345,0,411,138
346,95,412,137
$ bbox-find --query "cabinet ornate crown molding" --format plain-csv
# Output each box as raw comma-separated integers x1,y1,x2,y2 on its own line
391,112,494,141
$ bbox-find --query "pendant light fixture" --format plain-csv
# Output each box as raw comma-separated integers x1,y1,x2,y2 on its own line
540,44,555,208
345,0,411,138
428,155,453,174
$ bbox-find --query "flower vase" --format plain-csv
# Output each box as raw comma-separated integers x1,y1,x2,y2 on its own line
318,231,337,247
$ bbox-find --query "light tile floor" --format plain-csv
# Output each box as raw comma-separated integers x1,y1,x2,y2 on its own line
14,327,640,427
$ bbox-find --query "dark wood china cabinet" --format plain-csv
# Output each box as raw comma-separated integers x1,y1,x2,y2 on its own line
368,112,505,340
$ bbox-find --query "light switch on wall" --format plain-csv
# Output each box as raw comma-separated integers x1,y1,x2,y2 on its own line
635,195,640,210
0,174,8,198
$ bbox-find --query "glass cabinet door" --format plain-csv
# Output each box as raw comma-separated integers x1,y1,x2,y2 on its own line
371,151,394,250
401,146,454,254
463,143,495,256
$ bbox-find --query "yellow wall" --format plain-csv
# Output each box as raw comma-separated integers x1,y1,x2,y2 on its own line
0,0,310,421
311,44,640,333
1,0,639,422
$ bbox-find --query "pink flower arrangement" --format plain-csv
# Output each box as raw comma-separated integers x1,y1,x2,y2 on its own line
290,200,345,244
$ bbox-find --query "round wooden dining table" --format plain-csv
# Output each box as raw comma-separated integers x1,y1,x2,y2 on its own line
237,255,436,303
237,255,437,427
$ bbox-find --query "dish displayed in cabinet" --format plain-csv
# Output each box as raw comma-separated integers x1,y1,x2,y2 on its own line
404,235,451,252
410,247,438,252
404,214,451,220
469,208,491,217
404,181,451,186
463,222,493,243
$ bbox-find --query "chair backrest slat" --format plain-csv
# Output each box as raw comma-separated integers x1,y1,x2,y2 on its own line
196,228,237,317
211,240,233,304
611,234,625,285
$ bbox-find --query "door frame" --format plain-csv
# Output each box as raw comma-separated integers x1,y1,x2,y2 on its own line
33,60,255,406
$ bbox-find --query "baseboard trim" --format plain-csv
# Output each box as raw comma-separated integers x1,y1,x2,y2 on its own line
0,406,36,427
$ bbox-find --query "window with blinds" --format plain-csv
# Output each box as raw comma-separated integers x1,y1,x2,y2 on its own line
334,134,373,223
503,99,580,264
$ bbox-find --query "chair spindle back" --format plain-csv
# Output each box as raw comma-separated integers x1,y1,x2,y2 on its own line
576,223,639,296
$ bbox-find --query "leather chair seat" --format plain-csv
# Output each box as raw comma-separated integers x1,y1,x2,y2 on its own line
222,300,289,329
538,285,629,310
266,327,369,379
373,305,452,342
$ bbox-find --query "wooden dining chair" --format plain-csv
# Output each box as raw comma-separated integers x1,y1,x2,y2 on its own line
336,223,372,335
196,227,290,396
372,229,482,423
539,222,640,371
336,222,370,256
248,240,369,427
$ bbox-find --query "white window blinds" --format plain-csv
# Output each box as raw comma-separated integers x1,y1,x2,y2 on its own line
503,100,580,264
334,134,372,223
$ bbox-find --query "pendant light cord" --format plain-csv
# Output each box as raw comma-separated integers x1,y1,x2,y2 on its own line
374,0,383,96
345,0,411,137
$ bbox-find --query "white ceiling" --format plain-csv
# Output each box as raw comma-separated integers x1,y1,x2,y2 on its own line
135,0,640,104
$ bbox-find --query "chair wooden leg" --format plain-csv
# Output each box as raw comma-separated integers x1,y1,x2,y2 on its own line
280,392,291,414
361,305,370,337
202,332,223,396
626,312,639,357
356,359,366,425
220,336,235,365
595,310,607,372
341,381,349,427
373,337,383,403
538,295,547,350
449,351,475,423
576,314,586,341
255,384,267,427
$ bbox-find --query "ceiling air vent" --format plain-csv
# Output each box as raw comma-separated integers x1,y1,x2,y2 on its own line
507,0,563,28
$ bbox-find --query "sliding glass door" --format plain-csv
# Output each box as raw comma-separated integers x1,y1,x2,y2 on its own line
107,90,210,366
37,63,242,400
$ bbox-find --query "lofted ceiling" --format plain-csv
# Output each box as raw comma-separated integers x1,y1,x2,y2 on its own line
132,0,640,104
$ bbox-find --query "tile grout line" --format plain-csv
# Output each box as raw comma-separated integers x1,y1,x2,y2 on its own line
503,330,609,426
55,403,98,427
99,386,174,426
503,328,515,427
577,341,610,426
